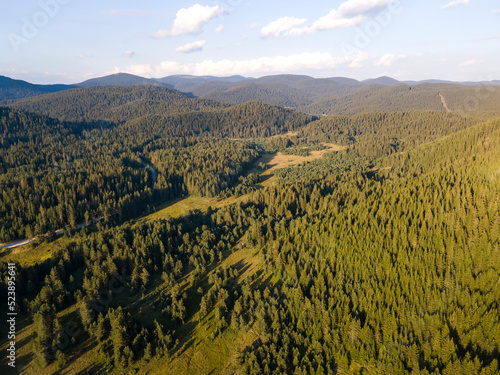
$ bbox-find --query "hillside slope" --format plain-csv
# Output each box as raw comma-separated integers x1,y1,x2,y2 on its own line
13,85,229,123
0,75,76,104
2,113,499,374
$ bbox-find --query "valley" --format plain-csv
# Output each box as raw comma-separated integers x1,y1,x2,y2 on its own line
0,74,499,375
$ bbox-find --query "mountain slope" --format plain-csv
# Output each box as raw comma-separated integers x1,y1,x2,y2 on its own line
362,76,402,86
190,76,365,108
156,74,251,92
76,73,166,87
12,85,317,139
13,85,229,123
0,75,76,104
302,84,451,115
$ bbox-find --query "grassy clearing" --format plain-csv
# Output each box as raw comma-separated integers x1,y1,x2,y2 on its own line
0,234,263,374
1,236,69,267
253,143,346,187
144,326,257,375
144,142,345,221
143,194,249,222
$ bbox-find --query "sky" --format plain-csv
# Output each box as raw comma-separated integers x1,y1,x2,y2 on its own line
0,0,499,84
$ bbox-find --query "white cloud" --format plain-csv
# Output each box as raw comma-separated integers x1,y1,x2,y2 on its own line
77,54,93,59
216,25,224,33
155,4,226,37
261,17,307,38
175,40,206,53
493,9,500,13
374,53,407,66
337,0,395,18
114,51,365,77
459,59,483,66
123,51,136,57
441,0,469,10
250,23,259,29
349,52,370,68
309,9,364,32
261,0,396,37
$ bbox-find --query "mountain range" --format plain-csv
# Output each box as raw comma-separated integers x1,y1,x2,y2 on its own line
2,73,500,116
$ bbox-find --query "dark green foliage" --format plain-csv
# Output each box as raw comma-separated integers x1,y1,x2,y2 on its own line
13,86,316,138
1,83,499,374
298,111,475,157
0,107,154,241
13,85,228,123
0,75,76,104
0,97,314,240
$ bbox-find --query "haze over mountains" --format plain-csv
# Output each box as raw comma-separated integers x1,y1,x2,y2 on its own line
2,72,500,116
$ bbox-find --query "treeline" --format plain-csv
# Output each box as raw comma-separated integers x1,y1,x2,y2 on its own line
275,150,374,183
149,139,260,197
0,107,154,241
200,82,316,108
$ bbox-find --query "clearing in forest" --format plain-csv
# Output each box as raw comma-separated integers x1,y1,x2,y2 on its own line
256,143,347,187
144,143,346,220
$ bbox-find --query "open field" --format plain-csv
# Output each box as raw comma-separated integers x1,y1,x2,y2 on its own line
143,194,249,221
252,142,347,187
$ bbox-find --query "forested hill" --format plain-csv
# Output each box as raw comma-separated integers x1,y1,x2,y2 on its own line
191,77,362,108
296,110,476,157
124,101,317,138
301,84,446,115
12,85,317,138
5,74,500,118
302,83,500,116
0,75,76,105
12,85,229,123
168,76,500,117
76,73,167,87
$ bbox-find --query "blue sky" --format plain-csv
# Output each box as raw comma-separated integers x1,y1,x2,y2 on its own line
0,0,499,83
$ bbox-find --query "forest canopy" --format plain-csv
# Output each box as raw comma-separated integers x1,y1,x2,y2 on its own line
0,82,499,375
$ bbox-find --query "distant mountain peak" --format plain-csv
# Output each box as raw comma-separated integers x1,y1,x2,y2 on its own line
361,76,402,86
76,73,164,87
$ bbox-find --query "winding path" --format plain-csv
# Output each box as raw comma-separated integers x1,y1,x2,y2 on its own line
439,93,451,113
0,238,35,250
0,217,104,251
